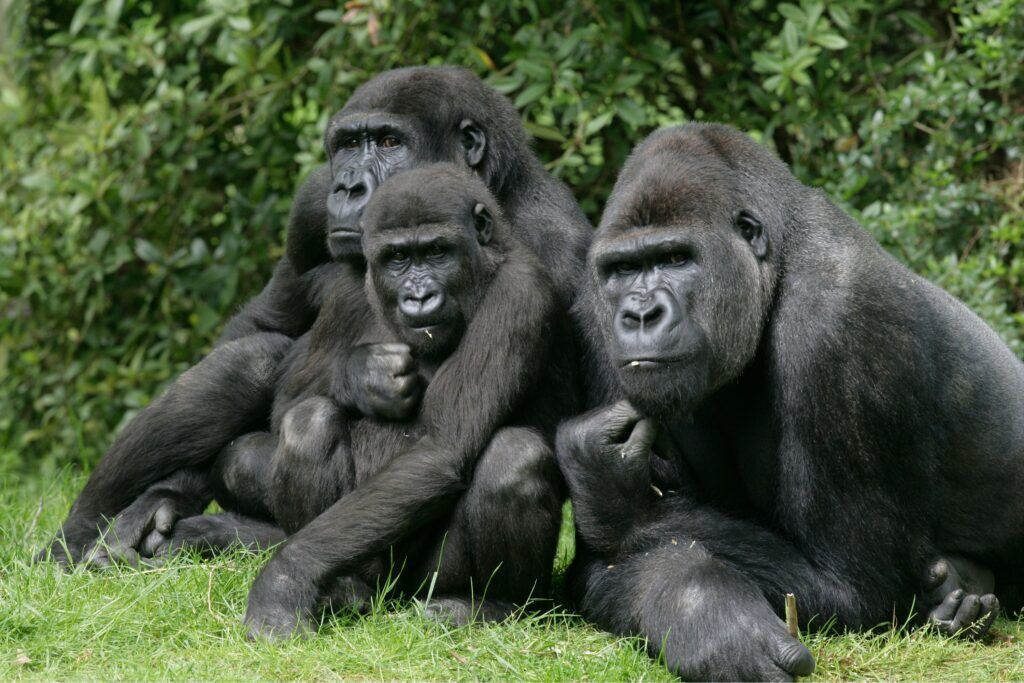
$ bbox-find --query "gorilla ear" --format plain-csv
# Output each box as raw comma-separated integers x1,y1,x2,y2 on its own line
460,119,487,169
473,202,493,245
737,211,768,260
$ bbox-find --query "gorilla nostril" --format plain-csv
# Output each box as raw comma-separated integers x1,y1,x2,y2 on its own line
620,309,642,330
347,183,367,200
641,304,665,327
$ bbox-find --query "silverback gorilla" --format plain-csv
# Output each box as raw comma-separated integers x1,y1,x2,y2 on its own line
39,66,590,566
214,165,571,637
558,123,1022,680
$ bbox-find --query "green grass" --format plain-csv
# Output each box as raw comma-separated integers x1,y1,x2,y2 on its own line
3,472,1022,681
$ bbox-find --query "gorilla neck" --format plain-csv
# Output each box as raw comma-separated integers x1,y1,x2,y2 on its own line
659,358,778,516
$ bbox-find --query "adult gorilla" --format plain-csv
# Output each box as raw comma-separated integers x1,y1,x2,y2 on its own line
41,66,590,566
558,123,1021,680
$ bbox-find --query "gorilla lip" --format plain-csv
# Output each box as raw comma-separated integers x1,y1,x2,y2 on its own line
620,357,687,368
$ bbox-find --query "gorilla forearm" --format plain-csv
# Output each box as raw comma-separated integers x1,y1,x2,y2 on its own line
47,333,292,559
258,438,466,582
217,259,329,344
609,497,870,629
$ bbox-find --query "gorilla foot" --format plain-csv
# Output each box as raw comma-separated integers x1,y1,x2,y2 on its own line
319,575,376,616
419,595,517,626
928,589,1000,639
924,556,999,638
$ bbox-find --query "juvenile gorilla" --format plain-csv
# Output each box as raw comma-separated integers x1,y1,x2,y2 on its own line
558,123,1022,680
40,66,589,566
176,165,573,638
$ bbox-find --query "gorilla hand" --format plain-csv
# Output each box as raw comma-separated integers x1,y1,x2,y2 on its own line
923,555,999,638
244,550,320,640
333,343,422,420
556,400,658,554
637,543,815,682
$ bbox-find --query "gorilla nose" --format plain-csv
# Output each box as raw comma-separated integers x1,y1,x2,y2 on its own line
328,176,375,230
619,301,667,332
400,289,444,321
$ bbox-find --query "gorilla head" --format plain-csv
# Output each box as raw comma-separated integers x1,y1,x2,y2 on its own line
361,164,507,361
322,66,529,260
587,124,799,419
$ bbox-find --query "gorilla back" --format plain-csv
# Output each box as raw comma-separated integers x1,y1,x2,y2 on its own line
561,122,1024,680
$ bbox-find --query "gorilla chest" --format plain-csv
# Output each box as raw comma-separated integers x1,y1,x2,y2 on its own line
658,401,779,516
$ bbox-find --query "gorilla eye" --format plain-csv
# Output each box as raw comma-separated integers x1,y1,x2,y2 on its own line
340,136,360,150
379,135,401,149
612,262,639,277
737,211,762,242
665,252,691,267
388,248,409,265
427,243,446,258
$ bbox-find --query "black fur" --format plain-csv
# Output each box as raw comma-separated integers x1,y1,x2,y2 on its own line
559,123,1023,680
203,167,574,638
39,66,590,567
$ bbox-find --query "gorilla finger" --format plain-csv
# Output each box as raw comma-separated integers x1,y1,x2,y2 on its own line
930,588,964,623
623,418,658,456
950,593,981,634
154,501,179,535
774,635,816,677
923,558,950,593
976,594,1000,635
391,374,420,397
381,350,417,376
600,401,643,442
141,528,171,557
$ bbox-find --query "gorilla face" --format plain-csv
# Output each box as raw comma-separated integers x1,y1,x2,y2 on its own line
323,108,486,260
590,154,775,420
362,165,502,362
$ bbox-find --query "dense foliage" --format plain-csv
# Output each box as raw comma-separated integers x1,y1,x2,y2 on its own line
1,0,1021,470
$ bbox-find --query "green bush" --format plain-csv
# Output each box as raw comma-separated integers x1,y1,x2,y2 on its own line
1,0,1021,471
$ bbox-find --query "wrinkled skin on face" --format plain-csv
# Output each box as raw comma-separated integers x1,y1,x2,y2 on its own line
588,156,775,421
322,76,488,261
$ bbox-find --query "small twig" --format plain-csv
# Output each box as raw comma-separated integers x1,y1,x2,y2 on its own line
785,593,799,638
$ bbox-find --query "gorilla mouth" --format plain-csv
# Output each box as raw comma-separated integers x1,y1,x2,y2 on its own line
619,356,689,369
329,227,361,237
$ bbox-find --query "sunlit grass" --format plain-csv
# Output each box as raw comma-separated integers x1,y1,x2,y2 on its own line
2,471,1021,680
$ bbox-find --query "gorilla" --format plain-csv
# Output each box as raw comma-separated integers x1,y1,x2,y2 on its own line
557,123,1021,680
39,66,590,566
156,165,571,637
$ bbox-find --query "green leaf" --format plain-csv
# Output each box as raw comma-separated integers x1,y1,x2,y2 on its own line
134,239,163,263
180,14,219,39
513,82,548,108
615,99,646,129
814,33,848,50
898,11,938,39
783,20,800,53
777,3,806,24
523,122,566,143
227,16,252,32
104,0,124,25
804,1,824,31
70,4,93,36
828,5,851,30
584,111,614,136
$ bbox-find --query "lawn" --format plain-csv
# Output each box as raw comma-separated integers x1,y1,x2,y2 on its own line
2,471,1022,681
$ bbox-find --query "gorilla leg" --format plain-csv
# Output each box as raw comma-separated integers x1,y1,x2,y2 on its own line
151,397,357,558
269,396,356,534
43,332,293,564
212,432,277,519
413,427,563,624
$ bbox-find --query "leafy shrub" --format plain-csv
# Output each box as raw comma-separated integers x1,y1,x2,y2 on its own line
1,0,1021,471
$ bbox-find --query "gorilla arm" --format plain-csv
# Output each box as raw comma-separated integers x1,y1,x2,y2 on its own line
243,253,560,638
